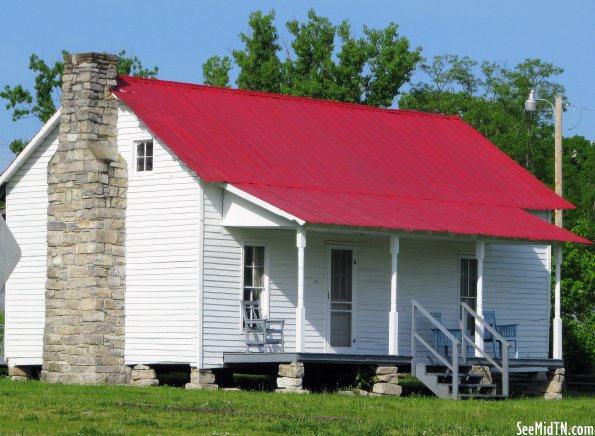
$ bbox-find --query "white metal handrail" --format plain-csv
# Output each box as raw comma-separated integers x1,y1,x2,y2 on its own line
412,300,460,399
460,302,509,397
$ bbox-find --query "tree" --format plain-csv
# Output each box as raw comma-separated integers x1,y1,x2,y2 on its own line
561,219,595,373
202,55,232,88
1,50,158,155
202,9,422,108
233,10,284,94
563,135,594,229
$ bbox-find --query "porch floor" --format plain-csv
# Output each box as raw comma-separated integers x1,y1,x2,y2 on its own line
223,352,411,366
223,352,563,373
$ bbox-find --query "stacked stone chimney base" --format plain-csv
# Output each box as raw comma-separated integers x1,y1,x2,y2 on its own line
41,53,130,385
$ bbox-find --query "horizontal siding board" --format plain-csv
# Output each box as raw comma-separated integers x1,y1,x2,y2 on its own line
119,104,200,365
4,127,58,365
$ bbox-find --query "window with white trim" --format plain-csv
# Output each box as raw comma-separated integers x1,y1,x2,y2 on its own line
243,245,265,303
136,140,153,172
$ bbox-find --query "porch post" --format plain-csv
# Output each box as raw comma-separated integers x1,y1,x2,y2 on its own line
389,235,400,355
296,227,306,353
474,240,485,357
553,244,563,359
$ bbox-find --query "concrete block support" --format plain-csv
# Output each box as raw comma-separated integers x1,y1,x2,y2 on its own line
130,364,159,387
371,366,402,396
276,362,308,393
9,366,33,381
185,368,218,390
509,368,565,399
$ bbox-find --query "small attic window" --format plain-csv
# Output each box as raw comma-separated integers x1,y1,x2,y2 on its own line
136,140,153,172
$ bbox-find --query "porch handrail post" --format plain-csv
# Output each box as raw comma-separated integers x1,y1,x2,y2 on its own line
502,340,510,397
411,301,416,373
553,243,563,359
296,227,307,353
389,235,400,355
474,240,485,357
460,307,467,363
452,343,459,399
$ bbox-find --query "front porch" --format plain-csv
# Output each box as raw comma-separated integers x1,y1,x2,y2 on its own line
221,351,565,399
208,187,568,398
215,224,561,362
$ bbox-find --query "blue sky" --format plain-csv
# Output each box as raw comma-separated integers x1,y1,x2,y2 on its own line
1,0,593,172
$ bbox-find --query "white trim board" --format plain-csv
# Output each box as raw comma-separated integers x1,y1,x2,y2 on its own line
223,183,305,226
0,110,61,186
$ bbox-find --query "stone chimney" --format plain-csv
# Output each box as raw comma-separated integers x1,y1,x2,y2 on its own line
42,53,130,384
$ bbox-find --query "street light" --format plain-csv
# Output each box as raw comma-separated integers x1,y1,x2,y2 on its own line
525,89,564,361
524,89,564,228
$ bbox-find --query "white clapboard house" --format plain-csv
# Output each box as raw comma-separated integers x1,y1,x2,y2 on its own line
0,53,588,398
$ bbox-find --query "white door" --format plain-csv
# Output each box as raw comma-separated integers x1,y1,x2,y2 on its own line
326,246,356,352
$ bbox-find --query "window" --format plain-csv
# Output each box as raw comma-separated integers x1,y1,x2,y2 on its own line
460,257,478,330
242,245,266,326
243,245,265,303
136,140,153,172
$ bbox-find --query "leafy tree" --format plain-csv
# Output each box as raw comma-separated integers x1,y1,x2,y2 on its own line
202,55,232,88
115,50,159,78
563,135,594,229
233,10,283,93
202,9,422,108
1,50,158,155
561,219,595,373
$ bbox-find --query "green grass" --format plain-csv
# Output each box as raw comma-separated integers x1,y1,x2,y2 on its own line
0,378,593,434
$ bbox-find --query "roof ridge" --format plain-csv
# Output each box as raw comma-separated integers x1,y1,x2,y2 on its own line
114,75,461,120
230,182,559,211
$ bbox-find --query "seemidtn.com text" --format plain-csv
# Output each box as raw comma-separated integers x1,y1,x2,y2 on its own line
517,422,594,436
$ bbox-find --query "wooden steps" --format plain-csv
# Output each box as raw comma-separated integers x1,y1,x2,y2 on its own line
414,362,505,400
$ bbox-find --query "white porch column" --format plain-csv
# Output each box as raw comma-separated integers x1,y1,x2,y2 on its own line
388,235,400,355
553,244,563,359
296,227,307,352
474,240,485,357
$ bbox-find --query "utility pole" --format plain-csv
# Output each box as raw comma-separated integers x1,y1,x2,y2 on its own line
554,95,563,228
525,90,565,359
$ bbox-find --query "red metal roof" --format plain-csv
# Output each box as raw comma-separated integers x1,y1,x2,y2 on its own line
113,76,589,244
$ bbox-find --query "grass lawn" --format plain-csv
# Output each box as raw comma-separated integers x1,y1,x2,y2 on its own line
0,378,593,435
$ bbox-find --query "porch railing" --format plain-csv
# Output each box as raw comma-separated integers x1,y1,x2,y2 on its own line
460,302,510,397
411,300,460,399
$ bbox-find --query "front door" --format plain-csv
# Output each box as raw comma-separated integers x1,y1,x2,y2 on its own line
327,246,356,352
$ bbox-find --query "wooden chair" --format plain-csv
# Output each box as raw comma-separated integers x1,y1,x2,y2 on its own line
241,300,285,353
431,312,462,357
483,310,518,358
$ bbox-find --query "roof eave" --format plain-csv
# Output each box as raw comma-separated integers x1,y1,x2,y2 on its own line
0,109,61,187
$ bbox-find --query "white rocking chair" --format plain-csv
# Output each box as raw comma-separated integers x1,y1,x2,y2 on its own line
241,300,285,353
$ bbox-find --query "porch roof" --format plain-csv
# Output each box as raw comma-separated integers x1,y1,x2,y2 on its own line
233,183,589,244
112,76,589,244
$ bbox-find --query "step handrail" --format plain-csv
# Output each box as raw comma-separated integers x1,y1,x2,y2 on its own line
460,302,509,397
411,300,460,399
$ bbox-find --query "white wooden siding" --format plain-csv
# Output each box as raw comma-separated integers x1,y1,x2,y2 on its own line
395,239,472,357
484,244,550,358
4,127,58,365
202,184,295,367
118,104,200,365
